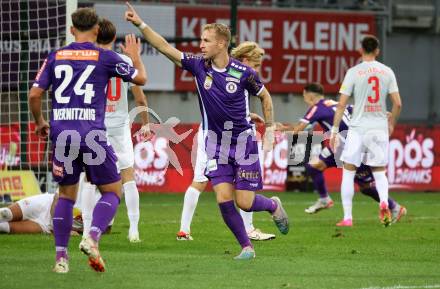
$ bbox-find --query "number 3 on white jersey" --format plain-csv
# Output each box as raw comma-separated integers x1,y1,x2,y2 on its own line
54,64,96,104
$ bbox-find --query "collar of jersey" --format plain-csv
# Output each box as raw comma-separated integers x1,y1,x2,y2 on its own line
211,58,231,73
71,41,96,48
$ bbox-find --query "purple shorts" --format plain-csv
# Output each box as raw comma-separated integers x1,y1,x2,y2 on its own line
354,164,375,186
52,141,121,186
205,135,262,191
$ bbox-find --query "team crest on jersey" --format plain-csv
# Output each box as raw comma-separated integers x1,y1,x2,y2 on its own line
204,75,213,89
115,62,130,76
226,82,237,94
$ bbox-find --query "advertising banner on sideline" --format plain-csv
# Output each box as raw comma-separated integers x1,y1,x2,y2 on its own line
175,6,376,93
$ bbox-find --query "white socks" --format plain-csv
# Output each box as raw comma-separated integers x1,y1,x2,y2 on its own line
372,171,389,205
123,181,140,234
239,210,255,233
0,207,13,222
341,168,356,220
179,186,201,233
0,222,10,233
80,181,97,237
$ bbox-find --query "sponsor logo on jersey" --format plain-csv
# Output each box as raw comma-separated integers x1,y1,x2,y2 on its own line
226,82,237,94
227,68,242,79
204,75,213,89
226,77,240,83
116,62,131,76
56,50,99,61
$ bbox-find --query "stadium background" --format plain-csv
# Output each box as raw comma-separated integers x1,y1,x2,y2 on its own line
1,0,440,198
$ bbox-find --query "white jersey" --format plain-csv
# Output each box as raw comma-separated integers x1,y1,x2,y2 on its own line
339,60,398,132
105,53,132,129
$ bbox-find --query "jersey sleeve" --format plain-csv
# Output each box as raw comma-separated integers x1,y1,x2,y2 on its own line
339,68,355,96
388,69,399,94
33,52,55,90
300,105,319,124
102,50,138,82
181,52,203,75
243,69,264,96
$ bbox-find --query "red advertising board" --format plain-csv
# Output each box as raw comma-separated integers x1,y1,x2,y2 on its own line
323,125,440,192
175,6,376,93
2,123,439,192
131,123,288,192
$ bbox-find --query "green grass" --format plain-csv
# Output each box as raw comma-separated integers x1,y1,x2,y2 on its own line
1,192,440,289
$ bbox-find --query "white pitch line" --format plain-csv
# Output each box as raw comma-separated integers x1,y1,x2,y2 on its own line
358,284,440,289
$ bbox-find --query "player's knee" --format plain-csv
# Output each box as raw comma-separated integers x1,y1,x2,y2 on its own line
235,197,252,211
0,207,13,222
306,162,325,174
191,181,208,192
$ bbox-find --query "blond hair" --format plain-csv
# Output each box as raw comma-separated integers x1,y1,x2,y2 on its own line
202,23,231,47
230,41,265,63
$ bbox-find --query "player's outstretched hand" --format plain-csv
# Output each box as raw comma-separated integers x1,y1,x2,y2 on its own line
249,113,265,125
135,124,153,142
274,122,286,132
35,120,49,139
125,2,142,26
120,34,141,59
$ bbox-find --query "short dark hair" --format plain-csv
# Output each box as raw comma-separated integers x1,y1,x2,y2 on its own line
71,8,99,32
97,18,116,45
304,83,324,95
361,35,379,54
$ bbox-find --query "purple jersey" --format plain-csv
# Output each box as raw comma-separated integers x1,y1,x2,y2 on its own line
33,42,137,143
181,53,264,143
301,99,353,133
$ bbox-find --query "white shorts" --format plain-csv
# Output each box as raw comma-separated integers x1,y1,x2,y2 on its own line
107,124,134,171
341,128,389,167
193,125,208,183
17,193,55,234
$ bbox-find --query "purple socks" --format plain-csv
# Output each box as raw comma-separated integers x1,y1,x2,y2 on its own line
305,164,329,199
89,192,120,242
245,194,277,214
219,200,252,249
53,197,74,260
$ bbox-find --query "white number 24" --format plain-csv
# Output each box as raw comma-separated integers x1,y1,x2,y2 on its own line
54,64,95,104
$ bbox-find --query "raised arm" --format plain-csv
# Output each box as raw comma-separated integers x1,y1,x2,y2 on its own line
125,2,183,67
120,34,147,85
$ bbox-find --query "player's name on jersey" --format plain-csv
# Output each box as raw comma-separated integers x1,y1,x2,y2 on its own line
53,108,96,121
364,104,382,112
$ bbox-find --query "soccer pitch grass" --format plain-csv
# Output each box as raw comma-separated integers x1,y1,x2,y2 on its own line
1,192,439,289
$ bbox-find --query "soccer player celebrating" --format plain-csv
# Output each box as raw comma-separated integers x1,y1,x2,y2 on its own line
176,41,275,242
125,3,288,259
276,83,406,224
79,18,152,243
28,7,147,273
331,35,402,226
